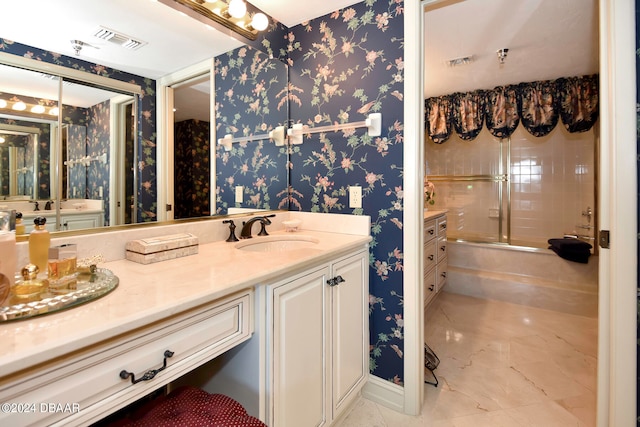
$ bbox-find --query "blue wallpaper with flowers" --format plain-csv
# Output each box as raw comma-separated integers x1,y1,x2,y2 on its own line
214,45,289,214
287,0,407,384
0,38,157,222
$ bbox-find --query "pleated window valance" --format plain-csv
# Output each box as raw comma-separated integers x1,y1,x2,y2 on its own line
425,74,598,143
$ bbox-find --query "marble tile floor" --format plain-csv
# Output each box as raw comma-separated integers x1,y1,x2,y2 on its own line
335,291,598,427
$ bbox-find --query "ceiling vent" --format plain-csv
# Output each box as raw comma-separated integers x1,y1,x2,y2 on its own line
93,26,147,51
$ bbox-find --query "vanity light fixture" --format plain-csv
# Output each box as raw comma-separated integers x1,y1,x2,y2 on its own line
0,136,5,144
30,105,45,114
0,98,58,117
163,0,270,40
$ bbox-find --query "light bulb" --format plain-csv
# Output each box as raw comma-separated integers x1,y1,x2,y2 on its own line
49,107,59,116
0,136,5,144
12,101,26,111
31,105,45,114
228,0,246,18
0,99,6,108
251,13,269,31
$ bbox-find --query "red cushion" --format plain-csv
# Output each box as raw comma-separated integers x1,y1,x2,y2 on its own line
114,386,266,427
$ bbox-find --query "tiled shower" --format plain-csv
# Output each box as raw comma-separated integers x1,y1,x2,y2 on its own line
426,124,596,250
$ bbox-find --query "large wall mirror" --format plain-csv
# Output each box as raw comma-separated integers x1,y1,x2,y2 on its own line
0,20,290,236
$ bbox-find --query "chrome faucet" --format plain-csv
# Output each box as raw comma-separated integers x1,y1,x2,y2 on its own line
240,214,275,239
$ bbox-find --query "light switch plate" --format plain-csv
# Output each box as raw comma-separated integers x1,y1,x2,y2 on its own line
349,186,362,208
235,186,243,203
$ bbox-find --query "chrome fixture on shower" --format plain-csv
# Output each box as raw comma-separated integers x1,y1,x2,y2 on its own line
496,48,509,64
582,206,592,224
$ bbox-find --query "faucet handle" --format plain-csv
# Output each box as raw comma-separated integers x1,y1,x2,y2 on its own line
223,219,239,242
257,214,276,236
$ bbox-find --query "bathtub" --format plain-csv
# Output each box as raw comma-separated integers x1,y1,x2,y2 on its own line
445,241,598,317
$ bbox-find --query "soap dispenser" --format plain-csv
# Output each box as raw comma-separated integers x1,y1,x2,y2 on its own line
29,216,50,275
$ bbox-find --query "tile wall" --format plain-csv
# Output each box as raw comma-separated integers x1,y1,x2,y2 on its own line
427,124,596,248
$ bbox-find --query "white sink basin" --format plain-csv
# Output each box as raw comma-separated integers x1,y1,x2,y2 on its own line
235,235,319,252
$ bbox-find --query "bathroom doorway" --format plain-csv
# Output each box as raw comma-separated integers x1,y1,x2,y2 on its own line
423,0,599,251
421,0,601,422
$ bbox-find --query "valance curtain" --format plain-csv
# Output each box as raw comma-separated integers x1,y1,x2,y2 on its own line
425,74,598,143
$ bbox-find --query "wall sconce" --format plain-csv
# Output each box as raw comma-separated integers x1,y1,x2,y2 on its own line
165,0,269,41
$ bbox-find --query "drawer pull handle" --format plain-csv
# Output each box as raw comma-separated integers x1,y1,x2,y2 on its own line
440,224,447,229
428,284,435,291
120,350,175,385
428,229,434,235
441,272,447,278
440,246,446,251
327,275,346,287
428,255,434,261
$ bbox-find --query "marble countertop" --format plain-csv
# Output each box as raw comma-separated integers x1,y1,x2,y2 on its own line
0,227,371,376
424,209,447,220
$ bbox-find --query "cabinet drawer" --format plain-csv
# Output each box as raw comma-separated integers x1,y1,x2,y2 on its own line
423,269,437,307
0,291,253,427
437,218,447,236
436,261,448,292
437,236,447,262
423,221,437,242
423,240,437,274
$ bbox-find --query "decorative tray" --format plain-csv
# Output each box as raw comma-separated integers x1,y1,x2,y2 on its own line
0,268,118,322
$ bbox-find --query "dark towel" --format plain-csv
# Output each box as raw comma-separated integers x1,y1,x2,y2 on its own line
548,238,592,263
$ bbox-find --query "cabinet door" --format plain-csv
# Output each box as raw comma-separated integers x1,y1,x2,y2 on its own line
271,267,329,427
61,214,101,230
331,251,368,418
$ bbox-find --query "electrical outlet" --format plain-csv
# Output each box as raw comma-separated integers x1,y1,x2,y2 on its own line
235,186,244,203
349,186,362,208
489,208,499,218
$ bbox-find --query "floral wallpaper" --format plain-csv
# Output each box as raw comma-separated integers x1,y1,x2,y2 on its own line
174,119,211,218
0,132,30,197
0,38,157,222
214,45,289,214
287,0,407,384
66,123,88,199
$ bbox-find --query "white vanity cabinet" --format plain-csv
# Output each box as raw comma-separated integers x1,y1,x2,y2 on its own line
424,212,447,307
0,290,253,427
267,248,369,427
60,211,104,231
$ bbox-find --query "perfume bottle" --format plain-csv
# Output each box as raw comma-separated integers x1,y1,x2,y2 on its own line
10,264,47,305
48,244,78,294
14,212,25,236
29,216,50,274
